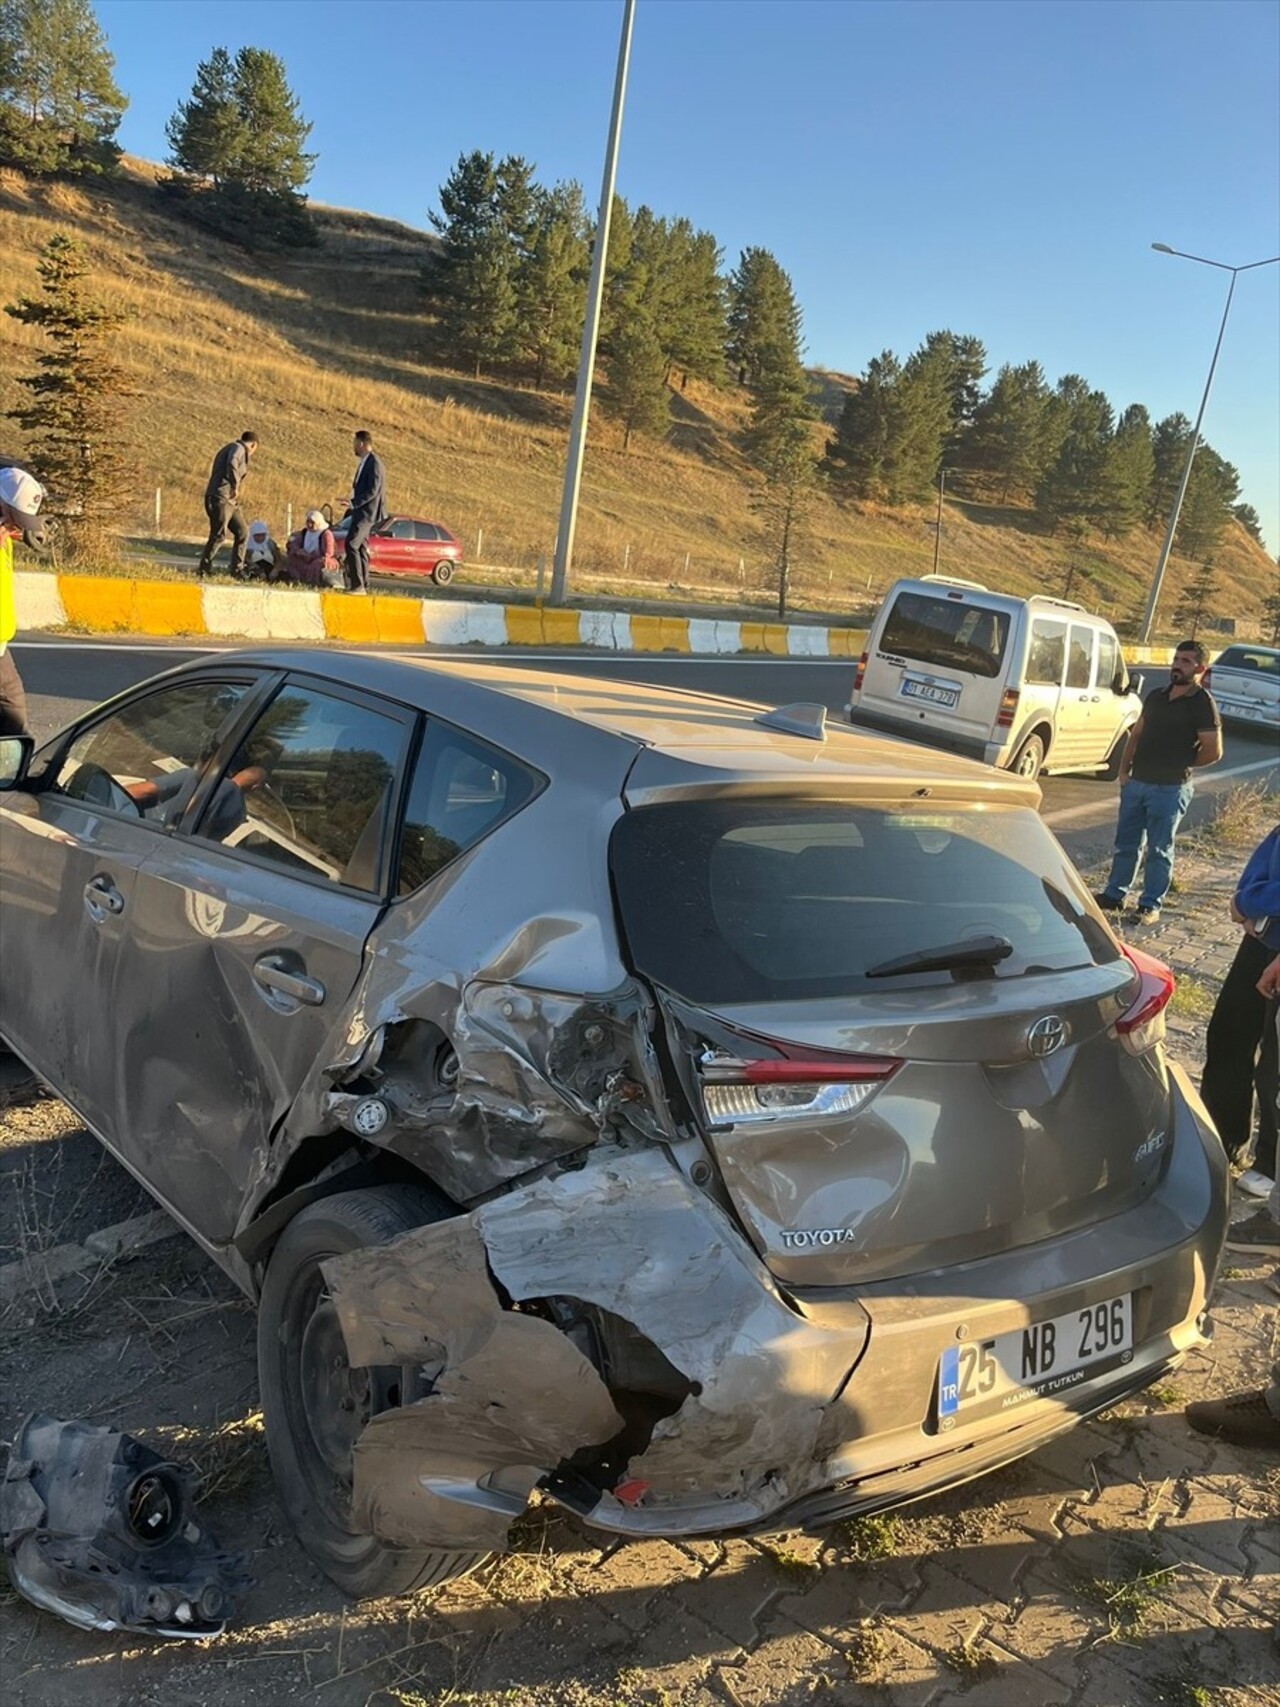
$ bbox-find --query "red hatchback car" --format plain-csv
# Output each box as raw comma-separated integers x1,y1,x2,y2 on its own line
330,516,462,586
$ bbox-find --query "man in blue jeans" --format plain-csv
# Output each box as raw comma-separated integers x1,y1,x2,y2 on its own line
1094,640,1222,925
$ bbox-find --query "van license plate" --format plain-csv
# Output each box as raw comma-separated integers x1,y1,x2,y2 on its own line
936,1295,1133,1427
901,676,959,709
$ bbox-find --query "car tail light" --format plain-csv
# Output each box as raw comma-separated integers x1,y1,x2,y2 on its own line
852,652,868,696
699,1043,900,1127
1113,945,1175,1055
1201,668,1212,690
996,687,1020,729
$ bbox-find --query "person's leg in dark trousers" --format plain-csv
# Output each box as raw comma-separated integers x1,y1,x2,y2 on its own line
1201,932,1271,1168
1101,780,1151,903
198,494,229,577
1255,995,1279,1181
0,649,28,736
224,505,248,577
344,515,372,591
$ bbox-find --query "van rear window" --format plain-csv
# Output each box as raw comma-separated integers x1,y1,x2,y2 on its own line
880,592,1010,679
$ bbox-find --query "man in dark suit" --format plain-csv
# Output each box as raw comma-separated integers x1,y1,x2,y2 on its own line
197,430,258,578
343,429,387,594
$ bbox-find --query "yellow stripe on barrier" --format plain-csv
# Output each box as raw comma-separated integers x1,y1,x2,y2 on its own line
630,614,691,652
504,606,545,646
542,608,581,646
132,580,206,636
374,596,426,645
738,622,790,655
58,575,134,632
826,629,859,657
321,590,380,643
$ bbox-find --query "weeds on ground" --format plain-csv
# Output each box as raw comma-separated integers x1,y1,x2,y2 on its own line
942,1636,996,1678
846,1619,888,1678
1143,1382,1182,1409
1197,779,1271,851
1168,977,1215,1022
834,1512,901,1561
756,1536,822,1581
1075,1543,1178,1636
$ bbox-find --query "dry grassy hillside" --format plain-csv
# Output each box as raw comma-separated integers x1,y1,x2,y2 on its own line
0,159,1273,635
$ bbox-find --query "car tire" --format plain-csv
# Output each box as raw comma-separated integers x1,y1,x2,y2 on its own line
431,561,455,586
258,1185,488,1600
1009,732,1046,781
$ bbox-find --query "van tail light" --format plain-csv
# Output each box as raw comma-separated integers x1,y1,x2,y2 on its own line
1201,668,1212,690
698,1041,901,1127
996,687,1020,729
852,651,868,696
1113,945,1175,1055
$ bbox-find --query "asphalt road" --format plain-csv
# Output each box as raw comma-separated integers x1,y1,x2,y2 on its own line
11,636,1278,869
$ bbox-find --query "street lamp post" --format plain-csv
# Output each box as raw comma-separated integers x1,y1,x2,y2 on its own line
549,0,635,606
1139,243,1280,643
931,467,957,576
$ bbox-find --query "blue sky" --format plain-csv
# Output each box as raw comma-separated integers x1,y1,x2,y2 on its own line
98,0,1280,552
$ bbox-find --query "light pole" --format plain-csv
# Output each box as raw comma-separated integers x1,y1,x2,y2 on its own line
549,0,635,606
930,467,957,576
1139,243,1280,643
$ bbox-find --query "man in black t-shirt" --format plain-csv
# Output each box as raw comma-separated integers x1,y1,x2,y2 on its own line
1095,639,1222,924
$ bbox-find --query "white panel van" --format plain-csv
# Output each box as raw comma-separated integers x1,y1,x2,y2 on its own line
847,576,1144,780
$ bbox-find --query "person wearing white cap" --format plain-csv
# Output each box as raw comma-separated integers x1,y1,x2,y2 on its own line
243,518,281,580
0,461,50,738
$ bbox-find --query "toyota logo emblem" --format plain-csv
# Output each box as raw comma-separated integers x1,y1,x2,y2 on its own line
1028,1015,1067,1058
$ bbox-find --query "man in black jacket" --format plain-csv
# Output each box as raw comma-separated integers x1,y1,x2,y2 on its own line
197,430,258,578
343,429,386,594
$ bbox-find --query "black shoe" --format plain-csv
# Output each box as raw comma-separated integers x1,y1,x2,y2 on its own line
1225,1210,1280,1255
1185,1389,1280,1448
1094,892,1124,913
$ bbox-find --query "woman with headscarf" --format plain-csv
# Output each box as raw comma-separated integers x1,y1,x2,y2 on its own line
282,509,339,587
243,519,282,579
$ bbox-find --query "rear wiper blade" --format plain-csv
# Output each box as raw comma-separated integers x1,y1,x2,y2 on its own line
866,934,1014,979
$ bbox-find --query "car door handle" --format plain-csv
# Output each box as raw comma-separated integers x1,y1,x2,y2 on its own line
252,956,326,1007
83,876,125,923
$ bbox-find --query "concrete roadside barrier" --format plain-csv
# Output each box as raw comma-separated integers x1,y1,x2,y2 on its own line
13,568,1176,664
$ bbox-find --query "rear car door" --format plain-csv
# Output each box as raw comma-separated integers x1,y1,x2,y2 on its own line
0,676,258,1140
111,675,415,1245
861,588,1012,758
1089,629,1129,765
373,518,416,577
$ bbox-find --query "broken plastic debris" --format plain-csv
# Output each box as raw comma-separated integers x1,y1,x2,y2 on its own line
0,1415,253,1638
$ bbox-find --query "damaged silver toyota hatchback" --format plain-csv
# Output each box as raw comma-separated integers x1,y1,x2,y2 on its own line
0,652,1228,1598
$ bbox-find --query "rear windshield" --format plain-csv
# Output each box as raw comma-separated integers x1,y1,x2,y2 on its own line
1214,647,1279,677
610,801,1118,1005
879,592,1010,680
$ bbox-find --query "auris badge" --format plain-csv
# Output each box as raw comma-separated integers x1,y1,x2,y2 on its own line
1027,1015,1066,1058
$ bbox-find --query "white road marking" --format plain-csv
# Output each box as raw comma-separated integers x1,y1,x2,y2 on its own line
1044,756,1279,826
12,638,855,665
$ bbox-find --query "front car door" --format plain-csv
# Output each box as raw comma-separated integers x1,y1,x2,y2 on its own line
371,518,415,577
0,676,259,1139
110,674,414,1246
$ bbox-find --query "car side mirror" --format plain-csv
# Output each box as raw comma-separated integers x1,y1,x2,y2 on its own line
0,735,33,789
1128,672,1145,699
1111,666,1129,696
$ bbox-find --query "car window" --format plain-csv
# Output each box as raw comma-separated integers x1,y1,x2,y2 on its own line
1095,631,1118,691
1026,618,1066,686
1066,625,1094,689
52,680,251,825
1215,647,1279,676
396,722,541,895
387,519,414,540
413,522,439,542
194,683,410,890
611,801,1117,1005
879,592,1010,679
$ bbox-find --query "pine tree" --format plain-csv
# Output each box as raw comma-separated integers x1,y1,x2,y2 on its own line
1177,445,1239,560
825,350,901,500
165,45,315,247
5,231,135,562
430,150,539,376
1091,403,1153,539
746,350,817,617
920,329,987,457
1034,375,1113,533
1171,559,1220,638
603,311,669,448
0,0,125,176
825,337,951,505
514,181,588,389
663,222,726,388
966,360,1052,500
726,248,801,388
1233,502,1263,544
1146,412,1192,528
1260,591,1280,646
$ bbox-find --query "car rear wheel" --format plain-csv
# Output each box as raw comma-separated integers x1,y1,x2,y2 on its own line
1009,732,1046,780
258,1185,487,1600
430,561,455,586
1101,730,1128,781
